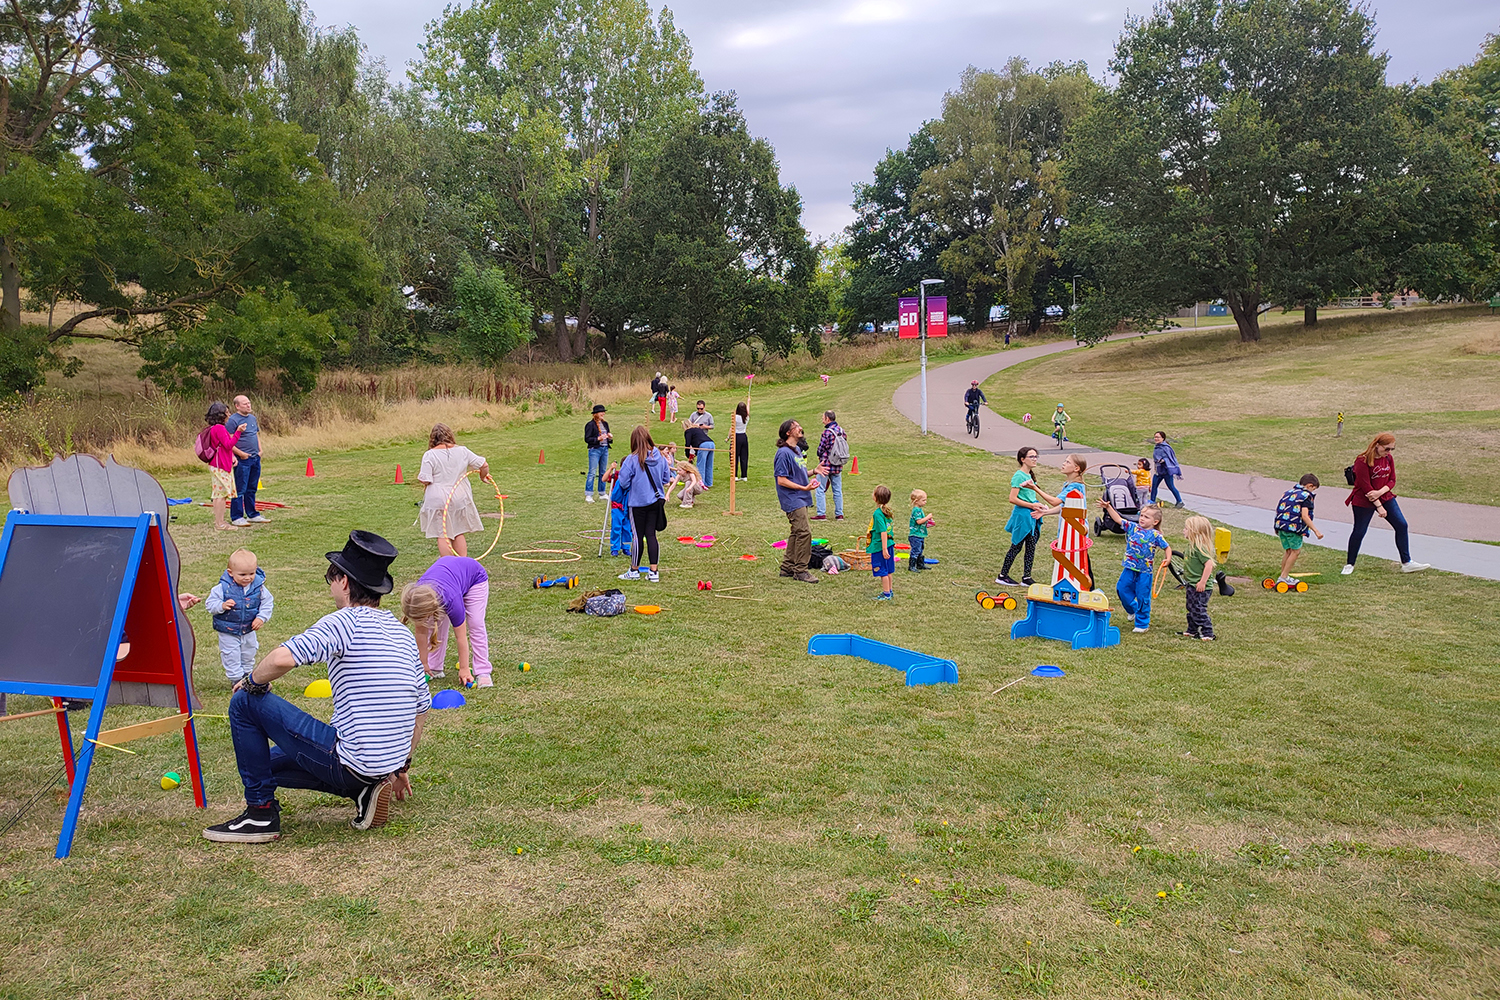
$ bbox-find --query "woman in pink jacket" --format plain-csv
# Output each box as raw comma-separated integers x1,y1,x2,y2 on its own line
204,401,245,531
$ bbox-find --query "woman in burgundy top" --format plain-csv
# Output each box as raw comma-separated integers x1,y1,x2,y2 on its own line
1343,432,1428,575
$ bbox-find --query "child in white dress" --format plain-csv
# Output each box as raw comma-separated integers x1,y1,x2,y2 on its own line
417,423,493,557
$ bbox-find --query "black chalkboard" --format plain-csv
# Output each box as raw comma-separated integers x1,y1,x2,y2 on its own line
0,523,136,688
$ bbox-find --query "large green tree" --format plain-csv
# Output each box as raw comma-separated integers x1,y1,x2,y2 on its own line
916,59,1093,335
414,0,702,361
603,95,815,366
0,0,378,392
1065,0,1400,342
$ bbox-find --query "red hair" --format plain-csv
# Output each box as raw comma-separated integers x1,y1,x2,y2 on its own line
1360,432,1394,467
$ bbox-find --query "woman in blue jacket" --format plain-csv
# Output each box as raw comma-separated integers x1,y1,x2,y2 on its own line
1150,431,1185,508
614,425,676,583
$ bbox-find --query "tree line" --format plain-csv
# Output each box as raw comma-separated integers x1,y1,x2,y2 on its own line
842,0,1499,344
3,0,1496,400
1,0,819,395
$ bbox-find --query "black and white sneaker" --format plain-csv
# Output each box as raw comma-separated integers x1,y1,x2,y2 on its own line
996,574,1019,586
203,803,281,843
351,777,392,831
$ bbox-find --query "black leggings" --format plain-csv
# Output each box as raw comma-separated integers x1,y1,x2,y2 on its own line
630,505,661,569
1002,531,1038,579
735,433,748,478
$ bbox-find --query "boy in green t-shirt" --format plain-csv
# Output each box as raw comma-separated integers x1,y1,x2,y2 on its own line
907,488,934,572
867,485,896,601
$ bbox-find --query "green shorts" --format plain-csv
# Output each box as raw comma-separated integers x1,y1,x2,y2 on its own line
1277,530,1305,551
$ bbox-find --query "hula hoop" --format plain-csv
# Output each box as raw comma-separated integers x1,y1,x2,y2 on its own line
501,549,583,563
528,539,580,549
442,471,506,561
577,529,607,539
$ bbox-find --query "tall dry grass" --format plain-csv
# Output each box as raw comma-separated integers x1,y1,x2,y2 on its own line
1,328,1030,480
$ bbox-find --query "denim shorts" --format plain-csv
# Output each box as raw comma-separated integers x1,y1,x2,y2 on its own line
870,550,895,577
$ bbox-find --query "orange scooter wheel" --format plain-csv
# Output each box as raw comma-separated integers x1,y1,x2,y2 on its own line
980,596,996,610
1295,581,1308,592
1262,578,1275,589
1002,596,1018,610
1275,581,1290,593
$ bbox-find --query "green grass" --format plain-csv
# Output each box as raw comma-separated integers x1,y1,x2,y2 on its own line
986,306,1500,505
2,356,1498,998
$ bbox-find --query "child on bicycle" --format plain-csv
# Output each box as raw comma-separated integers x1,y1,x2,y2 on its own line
1051,404,1071,443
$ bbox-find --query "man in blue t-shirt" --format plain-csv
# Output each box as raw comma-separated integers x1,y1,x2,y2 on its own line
774,419,827,583
226,394,267,525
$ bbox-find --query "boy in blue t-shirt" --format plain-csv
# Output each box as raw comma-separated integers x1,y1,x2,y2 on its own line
1273,474,1324,586
1099,500,1172,633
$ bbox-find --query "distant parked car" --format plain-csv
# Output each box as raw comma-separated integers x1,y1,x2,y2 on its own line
1044,305,1063,318
879,320,899,333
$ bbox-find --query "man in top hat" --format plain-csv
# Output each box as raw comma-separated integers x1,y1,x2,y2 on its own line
203,530,431,843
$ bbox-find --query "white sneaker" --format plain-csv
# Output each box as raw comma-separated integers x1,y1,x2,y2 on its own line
1132,627,1149,633
618,569,641,581
646,570,660,582
1341,564,1354,575
1401,561,1430,573
585,494,596,503
248,514,270,523
474,675,493,688
231,517,249,526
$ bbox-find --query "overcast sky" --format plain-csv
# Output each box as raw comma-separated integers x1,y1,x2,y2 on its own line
311,0,1496,240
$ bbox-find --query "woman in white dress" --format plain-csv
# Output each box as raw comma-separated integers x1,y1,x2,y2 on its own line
418,423,492,557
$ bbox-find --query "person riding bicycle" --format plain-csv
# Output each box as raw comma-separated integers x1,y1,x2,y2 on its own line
1051,403,1071,442
964,381,987,416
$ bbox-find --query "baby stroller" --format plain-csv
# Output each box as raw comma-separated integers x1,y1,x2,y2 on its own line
1093,463,1141,537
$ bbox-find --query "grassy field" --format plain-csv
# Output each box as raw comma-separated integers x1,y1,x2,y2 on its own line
986,307,1500,505
1,357,1498,999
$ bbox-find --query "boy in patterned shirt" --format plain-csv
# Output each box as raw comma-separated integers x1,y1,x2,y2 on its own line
1273,475,1324,586
1099,500,1172,633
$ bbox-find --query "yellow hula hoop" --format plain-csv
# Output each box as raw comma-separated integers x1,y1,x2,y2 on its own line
500,549,583,563
442,471,506,561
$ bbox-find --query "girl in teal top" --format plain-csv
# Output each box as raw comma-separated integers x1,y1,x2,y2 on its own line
998,446,1059,586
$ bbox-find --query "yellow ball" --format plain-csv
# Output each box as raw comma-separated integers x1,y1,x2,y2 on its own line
160,772,181,790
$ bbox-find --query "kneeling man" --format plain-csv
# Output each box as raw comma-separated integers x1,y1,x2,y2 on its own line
204,530,430,843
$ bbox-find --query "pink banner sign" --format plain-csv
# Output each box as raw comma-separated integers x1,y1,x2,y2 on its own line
927,296,948,337
897,297,920,339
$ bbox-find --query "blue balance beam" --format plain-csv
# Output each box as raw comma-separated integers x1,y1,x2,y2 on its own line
806,634,959,686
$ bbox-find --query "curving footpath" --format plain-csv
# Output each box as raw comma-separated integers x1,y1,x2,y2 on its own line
891,337,1500,581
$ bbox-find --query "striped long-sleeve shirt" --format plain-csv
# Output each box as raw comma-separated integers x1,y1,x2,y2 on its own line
281,606,430,777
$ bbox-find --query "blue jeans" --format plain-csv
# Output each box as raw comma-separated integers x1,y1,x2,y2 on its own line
815,470,843,517
907,535,925,570
228,689,371,807
586,446,609,495
230,454,260,520
1116,567,1155,629
1150,471,1182,505
1347,497,1412,565
696,441,715,488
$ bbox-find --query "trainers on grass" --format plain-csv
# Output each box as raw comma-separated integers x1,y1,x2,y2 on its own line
618,569,641,581
351,778,392,831
1401,561,1430,573
203,803,281,843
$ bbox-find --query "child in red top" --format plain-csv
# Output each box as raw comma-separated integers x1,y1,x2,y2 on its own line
1343,432,1427,575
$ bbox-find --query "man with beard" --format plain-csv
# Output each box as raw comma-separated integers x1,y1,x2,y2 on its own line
774,419,829,583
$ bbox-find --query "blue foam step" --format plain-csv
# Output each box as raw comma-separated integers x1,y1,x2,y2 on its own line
806,633,958,686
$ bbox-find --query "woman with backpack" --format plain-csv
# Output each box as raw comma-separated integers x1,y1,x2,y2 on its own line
1342,432,1429,575
1150,431,1185,508
614,425,676,583
197,401,246,531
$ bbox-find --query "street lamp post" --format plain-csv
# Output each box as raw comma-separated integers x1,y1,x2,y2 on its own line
1071,275,1081,313
919,278,943,435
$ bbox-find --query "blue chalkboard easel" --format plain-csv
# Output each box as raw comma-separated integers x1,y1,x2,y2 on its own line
0,511,206,857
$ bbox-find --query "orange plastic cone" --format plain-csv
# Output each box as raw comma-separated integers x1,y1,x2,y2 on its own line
850,455,859,475
305,458,315,477
394,464,404,485
538,449,545,464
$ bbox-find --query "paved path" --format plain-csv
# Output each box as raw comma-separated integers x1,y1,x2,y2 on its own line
891,338,1500,580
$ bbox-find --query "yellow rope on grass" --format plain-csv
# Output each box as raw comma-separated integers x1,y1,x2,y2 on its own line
441,471,506,561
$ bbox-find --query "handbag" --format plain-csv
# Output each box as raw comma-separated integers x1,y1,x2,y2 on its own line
641,457,669,532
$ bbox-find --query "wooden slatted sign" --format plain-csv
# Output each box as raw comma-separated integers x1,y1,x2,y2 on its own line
0,511,205,857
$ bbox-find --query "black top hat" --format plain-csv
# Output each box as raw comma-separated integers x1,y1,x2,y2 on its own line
591,404,607,414
325,530,398,594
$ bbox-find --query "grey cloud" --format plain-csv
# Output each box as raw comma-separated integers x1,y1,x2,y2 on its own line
310,0,1497,238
